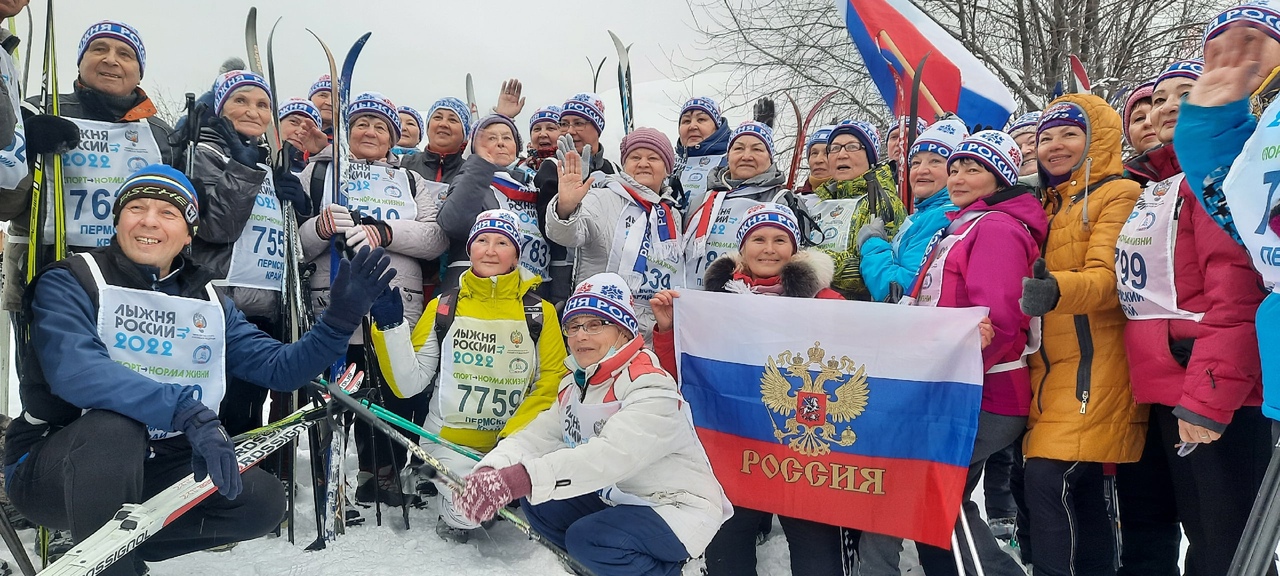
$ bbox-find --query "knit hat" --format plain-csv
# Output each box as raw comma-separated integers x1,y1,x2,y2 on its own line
1205,0,1280,45
78,21,146,78
279,98,321,126
829,120,882,164
1156,60,1204,86
1121,82,1155,147
619,128,676,173
213,70,270,116
886,116,930,137
807,124,836,152
909,118,969,160
529,105,562,130
428,97,473,138
737,202,800,251
729,121,775,159
308,75,332,99
1037,101,1088,136
112,164,200,235
467,209,521,251
469,114,523,155
1005,112,1042,140
949,130,1023,188
398,105,426,134
348,92,402,142
563,272,640,338
562,92,606,135
680,97,721,122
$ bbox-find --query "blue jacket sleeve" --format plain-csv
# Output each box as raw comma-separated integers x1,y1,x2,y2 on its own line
1174,98,1255,245
32,269,187,431
223,298,353,392
860,211,945,302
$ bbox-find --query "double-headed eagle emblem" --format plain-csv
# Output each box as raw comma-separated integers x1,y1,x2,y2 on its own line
761,342,869,457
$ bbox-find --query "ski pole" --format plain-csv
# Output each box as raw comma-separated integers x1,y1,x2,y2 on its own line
361,399,483,462
326,382,599,576
1227,437,1280,576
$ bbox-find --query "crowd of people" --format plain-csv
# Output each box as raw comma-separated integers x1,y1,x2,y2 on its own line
0,2,1276,576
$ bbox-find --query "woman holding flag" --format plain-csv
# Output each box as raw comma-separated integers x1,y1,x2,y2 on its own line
651,203,848,576
546,127,683,338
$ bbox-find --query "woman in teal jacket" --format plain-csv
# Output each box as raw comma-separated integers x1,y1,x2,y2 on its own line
858,118,967,302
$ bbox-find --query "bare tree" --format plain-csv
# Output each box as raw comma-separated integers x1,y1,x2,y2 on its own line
147,85,189,128
681,0,1216,132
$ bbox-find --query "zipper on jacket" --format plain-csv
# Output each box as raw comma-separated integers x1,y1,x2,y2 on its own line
1073,314,1094,415
1037,345,1051,414
1079,390,1089,414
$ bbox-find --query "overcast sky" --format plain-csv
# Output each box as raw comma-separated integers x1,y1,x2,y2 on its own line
17,0,760,152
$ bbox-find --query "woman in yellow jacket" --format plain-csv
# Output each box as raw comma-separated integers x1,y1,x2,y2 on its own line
1017,93,1144,576
369,209,568,542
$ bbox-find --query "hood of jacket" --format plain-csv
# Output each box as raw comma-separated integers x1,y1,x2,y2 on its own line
710,163,787,192
952,185,1049,248
677,118,731,158
1038,93,1126,201
1123,143,1180,184
704,249,835,298
458,266,541,301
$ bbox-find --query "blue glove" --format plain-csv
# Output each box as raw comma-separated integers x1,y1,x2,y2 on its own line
209,116,264,167
322,246,397,333
273,167,310,217
370,286,404,330
171,388,241,500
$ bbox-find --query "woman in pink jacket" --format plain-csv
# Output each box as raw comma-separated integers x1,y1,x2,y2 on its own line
1116,59,1270,576
905,130,1047,576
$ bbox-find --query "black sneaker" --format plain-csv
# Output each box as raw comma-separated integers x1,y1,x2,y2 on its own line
354,466,404,507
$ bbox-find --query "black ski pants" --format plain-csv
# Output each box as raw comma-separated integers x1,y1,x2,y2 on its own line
6,410,285,576
1025,458,1114,576
703,506,849,576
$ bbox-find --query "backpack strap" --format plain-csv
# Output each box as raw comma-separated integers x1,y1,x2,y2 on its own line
309,160,331,216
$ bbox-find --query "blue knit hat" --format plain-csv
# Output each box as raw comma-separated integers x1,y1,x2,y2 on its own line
737,202,800,251
564,272,640,338
680,97,722,122
398,105,426,135
468,209,521,251
1037,101,1089,136
1005,111,1042,139
949,130,1023,188
428,97,473,139
1156,59,1204,86
886,116,930,137
78,21,146,78
213,70,271,116
112,164,200,234
729,121,775,159
279,98,321,126
530,105,562,130
348,92,402,142
1205,0,1280,45
830,120,882,164
807,125,836,152
909,118,969,160
562,92,606,135
308,75,332,99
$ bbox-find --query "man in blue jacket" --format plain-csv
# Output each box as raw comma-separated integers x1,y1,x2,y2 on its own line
856,118,968,303
2,165,395,576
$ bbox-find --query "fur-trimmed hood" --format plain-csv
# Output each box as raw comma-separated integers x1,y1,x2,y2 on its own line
703,249,835,298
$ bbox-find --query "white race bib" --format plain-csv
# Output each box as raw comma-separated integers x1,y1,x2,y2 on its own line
811,197,865,254
0,52,28,188
678,153,724,210
683,196,764,289
224,166,286,291
437,315,537,431
1222,100,1280,291
330,162,418,221
52,118,161,247
84,255,227,440
492,175,550,281
1116,174,1203,321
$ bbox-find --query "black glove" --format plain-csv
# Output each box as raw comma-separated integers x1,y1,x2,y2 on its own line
171,388,241,500
25,114,80,155
322,246,397,333
273,167,310,217
753,97,776,128
1020,258,1060,316
209,117,264,167
345,215,393,249
370,286,404,330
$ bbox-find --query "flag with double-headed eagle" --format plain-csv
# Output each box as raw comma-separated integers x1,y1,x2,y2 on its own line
673,290,987,548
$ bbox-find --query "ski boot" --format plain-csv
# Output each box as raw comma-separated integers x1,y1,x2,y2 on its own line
434,516,471,544
354,465,404,507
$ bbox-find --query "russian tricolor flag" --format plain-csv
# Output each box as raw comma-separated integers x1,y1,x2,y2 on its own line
836,0,1017,130
673,290,987,548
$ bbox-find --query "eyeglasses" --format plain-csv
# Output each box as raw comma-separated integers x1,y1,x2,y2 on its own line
827,142,865,154
563,318,613,336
